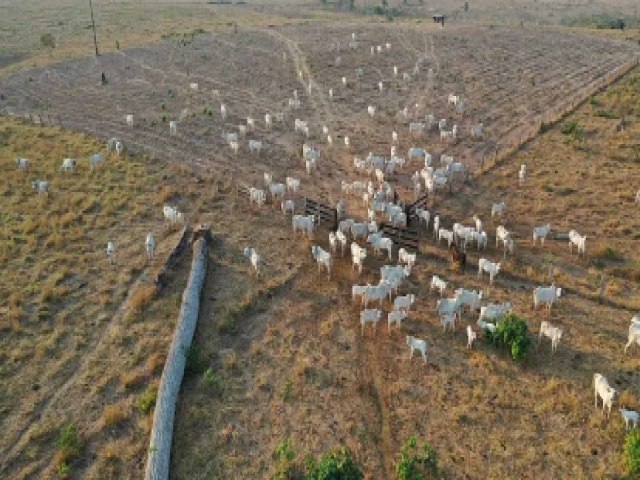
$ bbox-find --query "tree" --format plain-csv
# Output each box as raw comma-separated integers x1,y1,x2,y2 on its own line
382,0,388,8
305,448,363,480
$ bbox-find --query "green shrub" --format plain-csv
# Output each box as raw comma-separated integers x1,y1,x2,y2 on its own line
136,387,158,415
56,423,82,476
184,345,207,375
202,367,222,396
561,121,584,140
625,429,640,475
305,447,363,480
273,438,302,480
484,313,531,362
396,436,441,479
598,246,621,260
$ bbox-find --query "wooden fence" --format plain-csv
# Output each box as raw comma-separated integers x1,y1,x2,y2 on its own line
379,222,420,250
304,197,338,230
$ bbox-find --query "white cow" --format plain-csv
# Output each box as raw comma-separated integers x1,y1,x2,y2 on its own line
361,309,382,333
394,294,416,313
519,164,527,185
533,224,551,246
351,242,367,274
430,275,447,296
281,199,295,215
292,214,315,237
248,140,262,155
398,248,416,268
221,104,228,119
89,153,104,170
163,205,184,225
467,325,477,349
60,158,77,172
625,317,640,354
594,373,617,418
16,157,29,172
106,241,116,265
568,230,586,256
471,122,483,138
335,230,348,256
448,94,459,107
169,121,178,135
249,187,266,207
388,310,407,330
438,228,454,247
311,245,332,278
441,312,456,332
496,225,515,256
533,285,562,312
455,289,483,316
126,114,134,128
367,234,393,260
491,201,506,218
367,105,375,117
478,259,501,285
145,232,155,261
620,407,639,430
243,247,262,276
285,176,300,193
539,321,563,353
406,336,428,365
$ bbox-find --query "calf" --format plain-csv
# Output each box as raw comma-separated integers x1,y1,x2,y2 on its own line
406,336,428,364
361,309,382,334
620,407,639,430
539,321,563,353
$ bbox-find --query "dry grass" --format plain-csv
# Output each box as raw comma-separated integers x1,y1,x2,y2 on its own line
0,117,198,479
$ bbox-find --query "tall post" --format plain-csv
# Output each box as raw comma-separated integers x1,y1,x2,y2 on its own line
89,0,99,56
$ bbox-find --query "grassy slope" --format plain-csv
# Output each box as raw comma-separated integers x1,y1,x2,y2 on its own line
0,117,198,479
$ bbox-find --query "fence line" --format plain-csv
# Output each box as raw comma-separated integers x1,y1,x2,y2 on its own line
144,229,210,480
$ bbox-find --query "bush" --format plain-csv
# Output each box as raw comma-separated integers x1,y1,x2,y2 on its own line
305,447,363,480
595,109,616,119
273,438,302,480
625,430,640,475
484,313,531,362
561,121,584,139
136,387,158,415
396,436,441,479
184,345,207,375
597,246,622,261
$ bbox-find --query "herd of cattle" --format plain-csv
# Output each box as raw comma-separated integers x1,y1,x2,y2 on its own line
13,28,640,433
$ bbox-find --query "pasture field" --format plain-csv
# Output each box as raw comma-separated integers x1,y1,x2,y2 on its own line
171,67,640,480
0,2,639,479
0,118,208,479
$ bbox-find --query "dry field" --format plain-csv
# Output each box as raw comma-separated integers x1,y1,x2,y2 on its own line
0,2,639,480
0,118,213,479
171,65,640,479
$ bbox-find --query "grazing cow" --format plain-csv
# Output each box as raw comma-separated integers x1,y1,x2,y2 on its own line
16,157,29,172
568,229,586,256
60,158,77,172
243,247,262,276
406,336,428,364
145,232,155,261
594,373,617,418
620,407,639,430
106,241,116,265
491,201,506,218
311,245,332,279
90,153,104,170
532,224,551,246
388,310,407,330
478,258,501,285
533,285,562,312
169,121,178,135
625,318,640,354
361,309,382,333
430,275,447,296
126,114,134,128
281,199,295,215
539,321,563,353
467,325,477,349
32,180,49,195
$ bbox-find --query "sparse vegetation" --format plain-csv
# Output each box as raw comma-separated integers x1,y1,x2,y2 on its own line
396,436,441,480
55,423,82,476
136,386,158,415
202,367,223,396
305,447,363,480
625,430,640,476
272,438,302,480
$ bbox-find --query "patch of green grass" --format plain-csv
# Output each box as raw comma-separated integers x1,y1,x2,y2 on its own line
595,109,616,119
55,423,82,477
202,367,222,396
484,313,531,362
396,435,442,480
136,387,158,415
625,429,640,476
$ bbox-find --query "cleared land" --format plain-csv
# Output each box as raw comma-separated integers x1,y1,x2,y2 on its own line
172,65,640,480
1,3,639,479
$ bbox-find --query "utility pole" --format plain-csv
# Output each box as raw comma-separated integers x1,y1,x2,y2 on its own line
89,0,99,56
